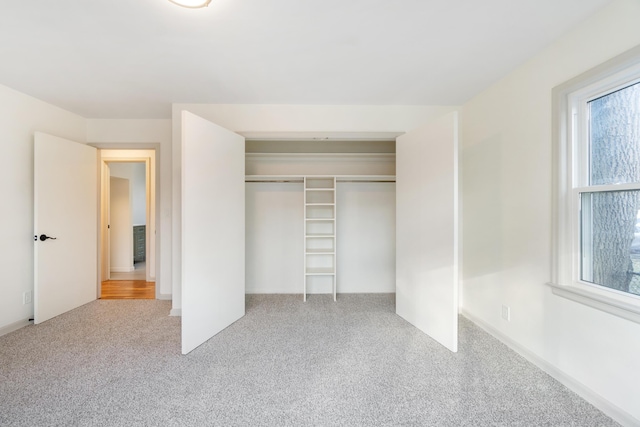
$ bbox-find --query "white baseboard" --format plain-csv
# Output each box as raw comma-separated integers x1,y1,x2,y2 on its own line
0,319,32,337
245,288,297,294
157,293,172,301
169,308,181,317
110,266,135,273
460,308,639,427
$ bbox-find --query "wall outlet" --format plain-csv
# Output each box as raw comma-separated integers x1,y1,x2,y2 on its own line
23,291,32,305
501,305,511,321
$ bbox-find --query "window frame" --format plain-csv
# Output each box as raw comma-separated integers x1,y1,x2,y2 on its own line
550,46,640,324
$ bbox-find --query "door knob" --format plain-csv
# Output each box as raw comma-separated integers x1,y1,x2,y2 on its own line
37,234,57,241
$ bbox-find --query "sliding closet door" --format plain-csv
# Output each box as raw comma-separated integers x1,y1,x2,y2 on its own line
396,112,459,352
181,111,245,355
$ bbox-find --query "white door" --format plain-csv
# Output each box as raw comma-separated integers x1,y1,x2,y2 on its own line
109,177,133,274
396,112,459,352
101,162,111,282
181,111,245,355
34,132,98,324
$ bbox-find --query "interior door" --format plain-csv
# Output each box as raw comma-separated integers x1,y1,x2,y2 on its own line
102,162,111,282
34,132,98,324
396,112,459,352
181,111,245,355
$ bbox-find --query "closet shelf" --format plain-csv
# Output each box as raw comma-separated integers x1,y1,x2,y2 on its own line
305,268,335,275
305,249,335,254
246,174,396,183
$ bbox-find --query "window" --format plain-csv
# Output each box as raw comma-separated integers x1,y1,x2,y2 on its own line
551,46,640,323
579,82,640,296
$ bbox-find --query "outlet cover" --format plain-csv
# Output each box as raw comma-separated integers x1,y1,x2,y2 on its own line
501,305,511,321
23,291,32,305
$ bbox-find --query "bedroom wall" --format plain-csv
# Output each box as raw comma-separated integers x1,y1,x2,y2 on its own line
0,84,86,334
460,0,640,424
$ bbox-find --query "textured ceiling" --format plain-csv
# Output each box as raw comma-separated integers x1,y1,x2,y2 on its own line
0,0,612,118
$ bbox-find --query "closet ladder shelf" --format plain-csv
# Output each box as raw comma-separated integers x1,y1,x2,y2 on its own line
304,176,337,302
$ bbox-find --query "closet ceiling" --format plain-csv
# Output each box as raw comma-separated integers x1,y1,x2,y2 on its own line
0,0,611,119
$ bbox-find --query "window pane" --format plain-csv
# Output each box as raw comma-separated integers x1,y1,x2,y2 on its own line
581,190,640,296
589,82,640,185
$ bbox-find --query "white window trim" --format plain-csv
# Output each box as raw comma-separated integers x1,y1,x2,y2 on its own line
550,45,640,324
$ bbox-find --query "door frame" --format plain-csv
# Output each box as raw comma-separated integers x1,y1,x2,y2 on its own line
90,143,160,299
103,159,150,281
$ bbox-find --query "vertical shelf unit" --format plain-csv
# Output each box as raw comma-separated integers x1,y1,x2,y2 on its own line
304,176,336,301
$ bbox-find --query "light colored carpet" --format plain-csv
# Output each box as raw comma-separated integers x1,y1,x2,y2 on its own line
0,294,618,426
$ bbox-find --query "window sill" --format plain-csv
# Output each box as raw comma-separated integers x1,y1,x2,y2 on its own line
547,282,640,324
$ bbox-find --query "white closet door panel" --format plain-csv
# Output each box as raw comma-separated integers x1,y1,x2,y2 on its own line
181,111,245,355
396,112,459,352
34,132,97,324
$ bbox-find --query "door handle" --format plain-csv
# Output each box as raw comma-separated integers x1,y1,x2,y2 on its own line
35,234,57,241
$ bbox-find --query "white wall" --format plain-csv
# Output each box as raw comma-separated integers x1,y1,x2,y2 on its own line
0,84,86,334
171,104,457,311
109,176,133,272
460,0,640,424
131,163,146,225
110,162,146,226
87,120,172,297
245,181,395,294
245,183,303,293
336,182,395,293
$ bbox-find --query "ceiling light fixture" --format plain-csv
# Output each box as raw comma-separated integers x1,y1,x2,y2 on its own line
168,0,211,8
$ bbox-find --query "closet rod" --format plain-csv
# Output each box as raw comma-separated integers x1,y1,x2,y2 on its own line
337,179,396,183
245,179,303,183
245,175,396,183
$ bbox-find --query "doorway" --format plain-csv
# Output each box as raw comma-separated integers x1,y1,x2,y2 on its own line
98,150,157,300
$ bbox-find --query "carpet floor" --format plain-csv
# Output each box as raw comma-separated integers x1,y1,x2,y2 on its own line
0,294,617,426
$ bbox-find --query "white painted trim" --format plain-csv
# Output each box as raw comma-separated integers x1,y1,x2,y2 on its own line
90,143,163,299
169,308,182,317
245,290,391,295
551,45,640,316
461,309,640,427
240,131,402,141
157,293,172,301
0,319,32,337
547,282,640,324
245,292,300,295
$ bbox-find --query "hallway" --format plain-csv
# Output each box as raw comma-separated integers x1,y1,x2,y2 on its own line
101,262,154,299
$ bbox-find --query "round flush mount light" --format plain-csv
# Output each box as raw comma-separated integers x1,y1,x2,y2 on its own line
168,0,211,8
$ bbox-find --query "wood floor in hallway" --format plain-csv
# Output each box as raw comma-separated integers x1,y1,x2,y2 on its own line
101,280,155,299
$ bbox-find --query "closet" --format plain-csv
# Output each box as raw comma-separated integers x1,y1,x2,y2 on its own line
244,140,397,300
180,110,458,355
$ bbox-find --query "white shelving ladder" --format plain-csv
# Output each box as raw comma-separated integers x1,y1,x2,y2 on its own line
303,176,337,301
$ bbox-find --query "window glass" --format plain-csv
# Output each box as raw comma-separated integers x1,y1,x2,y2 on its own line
588,82,640,186
553,51,640,319
580,190,640,296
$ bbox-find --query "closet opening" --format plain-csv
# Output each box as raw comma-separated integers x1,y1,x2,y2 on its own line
244,138,396,300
